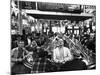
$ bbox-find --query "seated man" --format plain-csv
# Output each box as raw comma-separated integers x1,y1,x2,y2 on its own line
53,39,73,64
53,39,87,71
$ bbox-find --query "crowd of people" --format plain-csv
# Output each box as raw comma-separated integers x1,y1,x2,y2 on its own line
11,29,96,75
11,0,96,74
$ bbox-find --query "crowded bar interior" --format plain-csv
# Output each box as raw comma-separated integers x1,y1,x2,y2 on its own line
11,0,96,74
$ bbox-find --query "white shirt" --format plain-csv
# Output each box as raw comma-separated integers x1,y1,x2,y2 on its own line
53,47,73,63
27,38,31,45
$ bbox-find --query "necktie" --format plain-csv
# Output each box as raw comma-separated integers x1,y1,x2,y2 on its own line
17,48,23,59
59,48,64,60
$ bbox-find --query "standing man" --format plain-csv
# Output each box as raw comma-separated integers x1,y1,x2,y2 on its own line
11,41,31,74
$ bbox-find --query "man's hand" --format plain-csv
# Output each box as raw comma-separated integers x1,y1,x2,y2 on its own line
57,60,65,64
11,58,18,62
62,60,66,64
17,58,23,61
